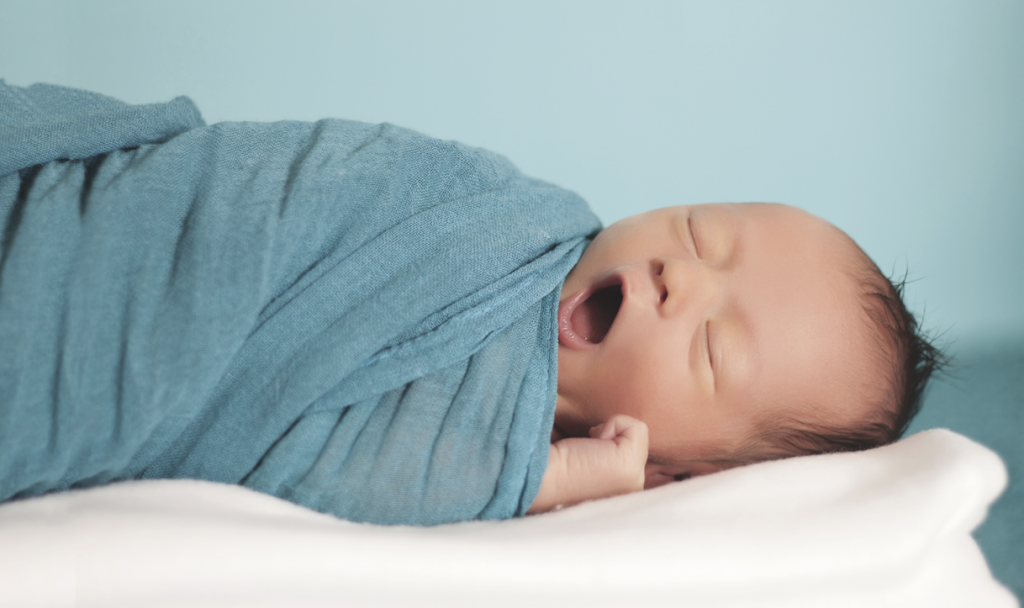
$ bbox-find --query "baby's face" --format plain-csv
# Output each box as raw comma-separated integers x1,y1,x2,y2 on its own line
555,203,877,484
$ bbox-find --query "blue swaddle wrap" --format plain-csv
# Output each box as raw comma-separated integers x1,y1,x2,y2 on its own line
0,81,601,525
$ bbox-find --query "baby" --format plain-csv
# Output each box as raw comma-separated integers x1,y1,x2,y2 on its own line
529,203,941,513
0,81,943,524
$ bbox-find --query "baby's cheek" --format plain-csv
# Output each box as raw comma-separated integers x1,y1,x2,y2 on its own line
593,350,653,419
713,322,754,393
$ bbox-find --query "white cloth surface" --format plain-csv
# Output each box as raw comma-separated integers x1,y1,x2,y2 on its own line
0,429,1016,608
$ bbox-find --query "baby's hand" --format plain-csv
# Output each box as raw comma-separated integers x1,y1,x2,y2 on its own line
527,415,648,514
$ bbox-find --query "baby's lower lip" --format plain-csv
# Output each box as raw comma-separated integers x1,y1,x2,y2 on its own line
558,291,594,348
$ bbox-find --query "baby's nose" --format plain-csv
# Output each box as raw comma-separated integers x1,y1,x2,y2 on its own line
653,257,715,316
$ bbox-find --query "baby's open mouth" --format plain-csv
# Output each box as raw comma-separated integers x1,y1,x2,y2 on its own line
570,283,623,344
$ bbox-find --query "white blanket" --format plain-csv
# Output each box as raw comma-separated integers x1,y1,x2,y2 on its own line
0,429,1016,608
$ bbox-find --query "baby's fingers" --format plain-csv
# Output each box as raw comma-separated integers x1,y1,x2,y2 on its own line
590,414,648,446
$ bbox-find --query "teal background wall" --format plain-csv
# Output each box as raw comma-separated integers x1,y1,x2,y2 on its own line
2,0,1022,596
2,0,1021,351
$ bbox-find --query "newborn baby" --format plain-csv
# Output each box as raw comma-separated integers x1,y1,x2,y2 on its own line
530,203,937,513
1,81,942,524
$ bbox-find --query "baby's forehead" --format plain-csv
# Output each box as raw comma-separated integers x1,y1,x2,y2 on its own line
721,202,847,238
682,203,864,269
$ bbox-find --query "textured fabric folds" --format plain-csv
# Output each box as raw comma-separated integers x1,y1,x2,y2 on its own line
0,81,601,525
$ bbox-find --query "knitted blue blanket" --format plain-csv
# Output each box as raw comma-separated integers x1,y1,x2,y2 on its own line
0,82,600,525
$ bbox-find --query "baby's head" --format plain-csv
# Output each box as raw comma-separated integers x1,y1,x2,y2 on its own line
555,203,943,486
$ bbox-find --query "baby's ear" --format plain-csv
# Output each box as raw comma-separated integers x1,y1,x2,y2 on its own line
643,462,690,489
643,461,722,490
643,467,678,490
